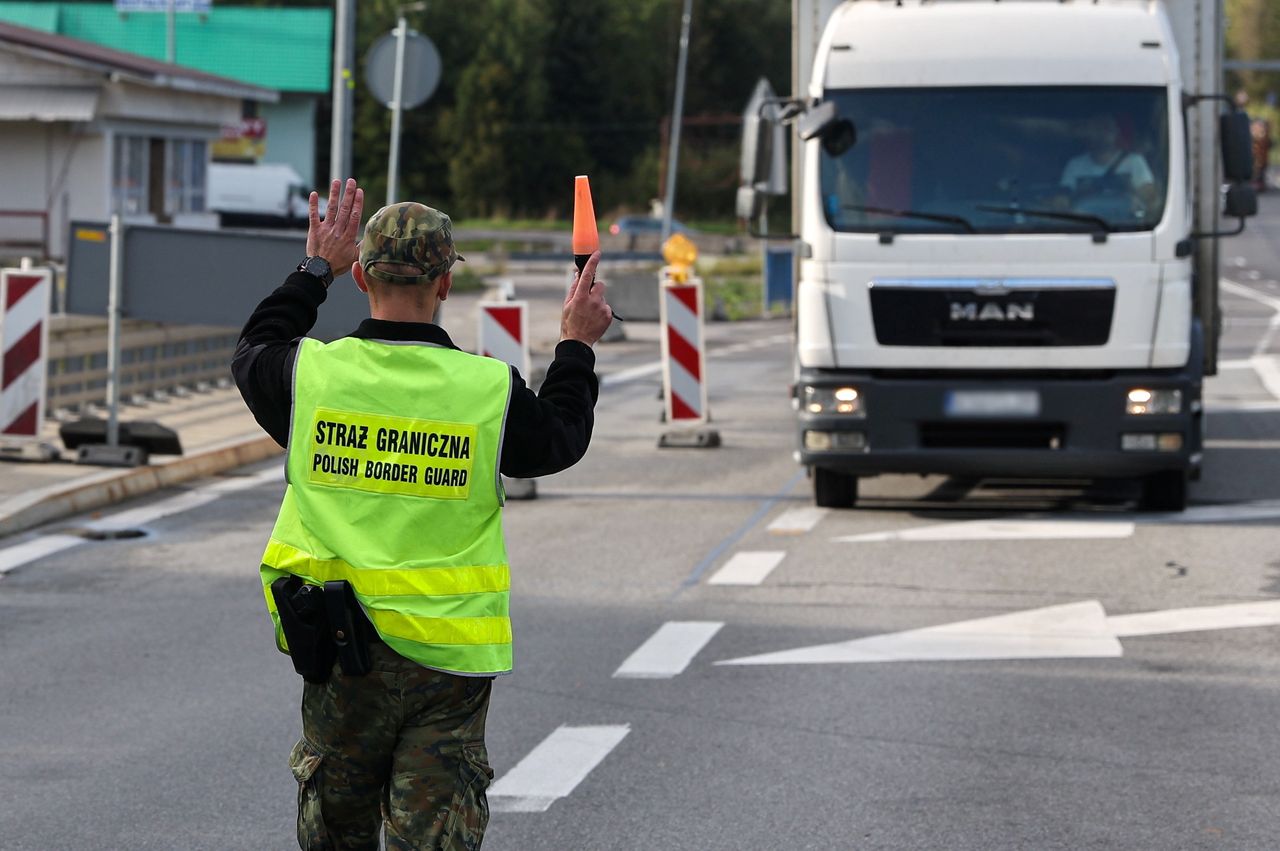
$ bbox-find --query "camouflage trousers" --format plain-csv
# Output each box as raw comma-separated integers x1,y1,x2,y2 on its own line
288,643,495,850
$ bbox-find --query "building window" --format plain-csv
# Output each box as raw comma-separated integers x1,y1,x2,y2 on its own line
112,135,148,215
167,139,208,213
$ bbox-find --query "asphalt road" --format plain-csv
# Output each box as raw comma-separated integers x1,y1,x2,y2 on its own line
6,201,1280,850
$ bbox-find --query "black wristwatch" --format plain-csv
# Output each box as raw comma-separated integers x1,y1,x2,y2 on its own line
297,256,334,288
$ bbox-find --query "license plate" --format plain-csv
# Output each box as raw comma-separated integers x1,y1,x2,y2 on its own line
945,390,1040,418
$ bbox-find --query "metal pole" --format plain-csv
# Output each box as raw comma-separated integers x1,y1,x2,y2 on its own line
661,0,693,243
387,15,408,206
330,0,356,183
166,0,175,63
106,213,124,448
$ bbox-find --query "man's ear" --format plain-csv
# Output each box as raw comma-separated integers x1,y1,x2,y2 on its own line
437,270,453,302
353,262,369,293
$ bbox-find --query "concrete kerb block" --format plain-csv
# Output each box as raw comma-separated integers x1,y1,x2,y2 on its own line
658,428,722,449
0,434,283,540
0,441,60,462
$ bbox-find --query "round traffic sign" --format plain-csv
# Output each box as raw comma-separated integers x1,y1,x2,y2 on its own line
364,30,442,110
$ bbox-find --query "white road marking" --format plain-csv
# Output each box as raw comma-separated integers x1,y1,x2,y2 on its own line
488,725,630,813
600,333,790,388
1169,500,1280,524
0,534,84,575
613,621,723,679
1108,600,1280,637
834,518,1134,544
708,551,786,586
719,599,1280,666
1206,400,1280,413
1221,279,1280,358
600,361,663,388
719,602,1122,666
1248,355,1280,400
0,465,284,576
1204,438,1280,449
768,507,828,535
86,466,284,531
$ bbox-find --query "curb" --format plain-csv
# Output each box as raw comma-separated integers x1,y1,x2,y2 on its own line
0,434,283,539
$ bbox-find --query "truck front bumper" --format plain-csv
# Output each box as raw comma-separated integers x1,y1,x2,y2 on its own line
796,366,1202,479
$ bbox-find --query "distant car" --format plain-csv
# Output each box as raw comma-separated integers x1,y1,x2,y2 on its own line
608,216,693,250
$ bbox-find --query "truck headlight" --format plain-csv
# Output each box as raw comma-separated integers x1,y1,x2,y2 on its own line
803,386,865,417
1126,388,1182,415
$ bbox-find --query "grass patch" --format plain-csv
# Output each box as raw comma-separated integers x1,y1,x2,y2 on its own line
698,255,762,277
452,218,571,232
704,276,763,321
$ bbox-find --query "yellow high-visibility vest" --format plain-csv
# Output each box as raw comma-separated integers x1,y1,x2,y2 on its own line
259,336,513,675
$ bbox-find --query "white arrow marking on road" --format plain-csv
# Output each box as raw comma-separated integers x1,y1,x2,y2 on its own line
718,602,1122,666
834,518,1135,544
1108,600,1280,637
488,725,630,813
717,599,1280,666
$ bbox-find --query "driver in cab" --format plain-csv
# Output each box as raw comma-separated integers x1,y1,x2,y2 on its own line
1058,113,1158,212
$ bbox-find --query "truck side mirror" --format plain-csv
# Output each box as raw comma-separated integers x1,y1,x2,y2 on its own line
797,101,857,158
736,185,763,221
1220,111,1254,184
1224,183,1258,219
740,110,772,188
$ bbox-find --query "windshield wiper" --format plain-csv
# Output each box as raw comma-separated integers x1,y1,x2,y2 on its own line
841,205,977,234
976,205,1115,234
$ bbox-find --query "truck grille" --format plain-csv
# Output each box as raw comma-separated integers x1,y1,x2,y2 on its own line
869,279,1115,347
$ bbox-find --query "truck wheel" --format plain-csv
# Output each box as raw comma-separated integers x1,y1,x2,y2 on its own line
813,468,858,508
1141,470,1188,512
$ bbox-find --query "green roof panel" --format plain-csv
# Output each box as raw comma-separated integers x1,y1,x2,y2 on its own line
0,3,332,92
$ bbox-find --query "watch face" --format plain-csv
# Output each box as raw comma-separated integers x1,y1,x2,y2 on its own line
302,257,332,281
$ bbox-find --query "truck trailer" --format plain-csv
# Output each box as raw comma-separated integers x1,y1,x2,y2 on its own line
741,0,1258,511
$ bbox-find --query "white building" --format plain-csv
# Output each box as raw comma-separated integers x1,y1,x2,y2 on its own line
0,20,276,260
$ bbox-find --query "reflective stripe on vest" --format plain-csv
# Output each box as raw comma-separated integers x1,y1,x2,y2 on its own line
260,336,514,675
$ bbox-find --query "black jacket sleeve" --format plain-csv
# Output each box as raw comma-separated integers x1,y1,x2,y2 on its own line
231,272,327,448
500,341,599,478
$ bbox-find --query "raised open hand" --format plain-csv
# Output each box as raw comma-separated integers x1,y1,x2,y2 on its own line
306,178,364,277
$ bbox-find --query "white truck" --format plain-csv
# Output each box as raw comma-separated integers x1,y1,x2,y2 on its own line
740,0,1258,511
207,162,311,229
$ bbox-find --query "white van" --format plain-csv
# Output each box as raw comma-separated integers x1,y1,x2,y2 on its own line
208,162,310,228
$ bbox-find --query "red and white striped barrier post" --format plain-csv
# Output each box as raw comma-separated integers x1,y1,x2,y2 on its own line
0,267,55,459
477,297,536,499
659,272,720,448
477,299,531,380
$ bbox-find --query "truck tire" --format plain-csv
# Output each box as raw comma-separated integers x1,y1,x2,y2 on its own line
813,467,858,508
1141,470,1188,512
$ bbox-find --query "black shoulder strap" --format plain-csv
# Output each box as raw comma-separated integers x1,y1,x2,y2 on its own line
1101,150,1127,179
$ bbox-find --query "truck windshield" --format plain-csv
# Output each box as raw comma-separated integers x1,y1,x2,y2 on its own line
820,86,1169,235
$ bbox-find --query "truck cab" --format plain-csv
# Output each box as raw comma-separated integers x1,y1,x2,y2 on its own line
758,0,1256,511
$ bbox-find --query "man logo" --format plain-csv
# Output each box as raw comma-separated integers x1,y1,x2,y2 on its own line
949,302,1035,322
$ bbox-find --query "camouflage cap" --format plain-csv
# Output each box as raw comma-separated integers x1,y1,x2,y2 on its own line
359,202,465,285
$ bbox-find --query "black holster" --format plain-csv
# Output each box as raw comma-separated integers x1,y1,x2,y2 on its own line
323,580,373,677
270,577,374,683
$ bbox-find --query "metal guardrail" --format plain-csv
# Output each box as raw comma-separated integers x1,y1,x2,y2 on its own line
45,315,239,412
